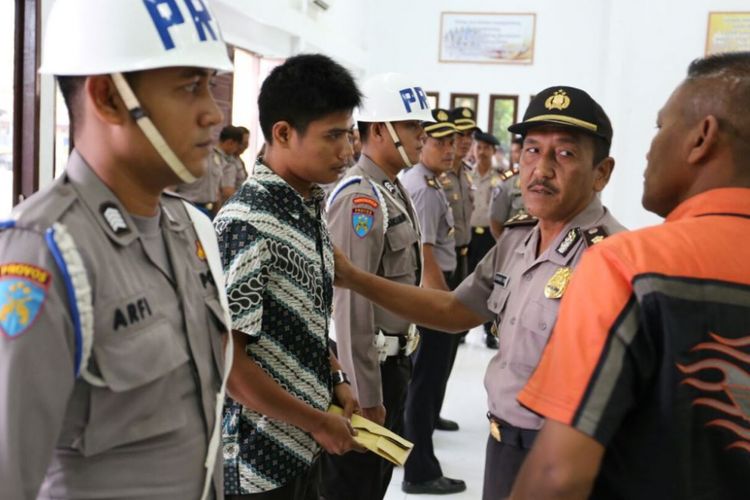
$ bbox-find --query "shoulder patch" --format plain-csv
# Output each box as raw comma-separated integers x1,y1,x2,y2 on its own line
352,196,379,209
0,220,16,230
503,211,537,228
0,263,52,339
352,207,374,238
583,226,609,247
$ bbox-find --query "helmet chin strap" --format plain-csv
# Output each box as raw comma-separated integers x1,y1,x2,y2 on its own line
384,121,413,168
111,72,197,183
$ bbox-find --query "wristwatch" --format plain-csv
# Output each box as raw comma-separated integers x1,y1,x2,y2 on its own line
331,369,350,386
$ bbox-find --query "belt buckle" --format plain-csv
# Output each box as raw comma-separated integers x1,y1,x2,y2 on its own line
490,420,502,442
460,247,469,256
205,202,215,211
474,226,486,235
404,324,420,356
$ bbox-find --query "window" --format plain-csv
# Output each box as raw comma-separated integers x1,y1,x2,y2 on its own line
0,1,14,216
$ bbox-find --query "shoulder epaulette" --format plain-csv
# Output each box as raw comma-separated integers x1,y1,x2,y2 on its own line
500,166,519,181
326,176,365,210
425,175,441,190
503,211,537,228
583,226,609,247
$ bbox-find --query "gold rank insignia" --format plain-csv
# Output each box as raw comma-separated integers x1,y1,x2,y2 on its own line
503,211,537,228
425,176,441,189
452,193,460,201
474,226,486,235
583,226,609,247
195,240,207,261
545,266,572,299
545,89,571,111
437,110,449,121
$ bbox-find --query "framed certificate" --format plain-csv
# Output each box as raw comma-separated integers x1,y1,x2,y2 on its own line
439,12,536,64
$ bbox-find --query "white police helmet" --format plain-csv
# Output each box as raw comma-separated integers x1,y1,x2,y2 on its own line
357,73,433,123
39,0,233,183
39,0,232,75
357,73,431,167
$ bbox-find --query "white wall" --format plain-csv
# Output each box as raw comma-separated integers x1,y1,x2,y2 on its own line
363,0,750,229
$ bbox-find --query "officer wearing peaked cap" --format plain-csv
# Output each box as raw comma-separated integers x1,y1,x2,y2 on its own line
469,130,503,348
0,1,233,498
332,85,626,499
321,72,427,500
399,108,467,495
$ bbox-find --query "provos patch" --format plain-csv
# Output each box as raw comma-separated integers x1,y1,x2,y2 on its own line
0,263,52,339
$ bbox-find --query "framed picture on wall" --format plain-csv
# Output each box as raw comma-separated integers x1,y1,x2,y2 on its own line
706,12,750,55
426,91,440,109
450,93,478,113
439,12,536,64
488,95,518,153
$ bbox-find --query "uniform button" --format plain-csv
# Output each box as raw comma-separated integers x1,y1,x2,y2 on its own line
510,317,516,325
524,273,533,281
499,361,507,369
539,322,547,330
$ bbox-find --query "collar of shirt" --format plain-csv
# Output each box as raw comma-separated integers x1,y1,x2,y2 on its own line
64,150,189,247
518,196,607,267
358,154,392,185
252,161,326,215
666,187,750,222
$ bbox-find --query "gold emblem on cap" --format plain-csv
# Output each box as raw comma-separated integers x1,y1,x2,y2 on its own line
437,110,449,121
545,90,571,111
544,266,572,299
462,108,471,117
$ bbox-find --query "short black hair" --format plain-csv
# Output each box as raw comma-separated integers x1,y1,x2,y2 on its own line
685,52,750,158
357,122,371,143
236,125,250,135
57,76,86,133
219,125,244,143
258,54,362,143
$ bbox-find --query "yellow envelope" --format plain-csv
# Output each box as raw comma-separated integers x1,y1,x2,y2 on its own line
328,405,414,466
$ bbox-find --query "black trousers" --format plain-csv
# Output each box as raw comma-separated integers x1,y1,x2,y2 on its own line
226,458,320,500
320,355,412,500
404,272,461,482
482,422,537,500
437,256,469,418
469,228,496,334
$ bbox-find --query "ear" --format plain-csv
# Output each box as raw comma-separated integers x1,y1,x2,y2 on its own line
84,75,128,125
593,157,615,192
271,121,293,148
370,122,385,143
686,115,720,165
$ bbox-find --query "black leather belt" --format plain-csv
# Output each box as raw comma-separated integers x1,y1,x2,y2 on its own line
487,413,538,449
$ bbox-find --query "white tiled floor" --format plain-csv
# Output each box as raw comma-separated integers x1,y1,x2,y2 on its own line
384,326,496,500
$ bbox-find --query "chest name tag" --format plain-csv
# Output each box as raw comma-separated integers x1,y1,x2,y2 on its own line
494,273,509,288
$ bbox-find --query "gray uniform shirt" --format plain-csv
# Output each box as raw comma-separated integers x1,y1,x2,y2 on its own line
175,146,224,204
327,155,422,407
401,163,456,273
490,171,524,224
470,166,501,228
221,154,247,191
454,197,625,429
0,151,228,499
439,163,474,247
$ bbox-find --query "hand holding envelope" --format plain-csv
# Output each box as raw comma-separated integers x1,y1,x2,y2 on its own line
328,405,414,466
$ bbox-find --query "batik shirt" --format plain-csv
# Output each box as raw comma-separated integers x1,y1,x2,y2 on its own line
214,161,334,494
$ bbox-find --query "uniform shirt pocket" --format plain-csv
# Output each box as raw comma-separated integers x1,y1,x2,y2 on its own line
84,316,191,456
518,300,559,369
382,221,418,278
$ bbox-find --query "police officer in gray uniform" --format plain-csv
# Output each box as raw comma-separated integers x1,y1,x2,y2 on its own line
321,72,430,500
489,142,525,239
0,1,233,498
400,109,466,495
469,131,502,348
333,86,626,500
176,144,225,217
